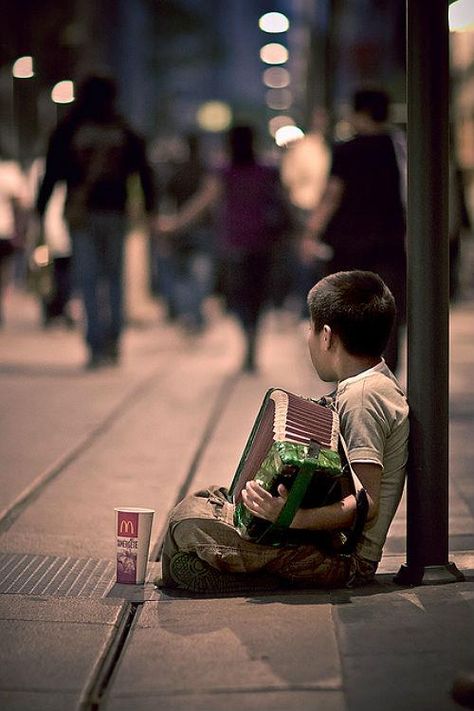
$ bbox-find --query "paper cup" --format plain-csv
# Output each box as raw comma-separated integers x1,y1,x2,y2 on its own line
115,507,154,584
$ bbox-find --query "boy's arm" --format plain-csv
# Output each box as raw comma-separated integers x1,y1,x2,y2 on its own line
241,462,381,530
292,462,381,529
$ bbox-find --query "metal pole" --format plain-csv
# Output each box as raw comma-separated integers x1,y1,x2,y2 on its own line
395,0,463,585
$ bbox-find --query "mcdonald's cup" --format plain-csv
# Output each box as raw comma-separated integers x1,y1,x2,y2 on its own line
115,507,154,584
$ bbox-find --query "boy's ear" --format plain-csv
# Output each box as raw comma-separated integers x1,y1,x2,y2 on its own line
322,324,332,348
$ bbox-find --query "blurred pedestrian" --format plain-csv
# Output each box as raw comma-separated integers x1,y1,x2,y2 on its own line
449,158,472,302
218,126,292,370
159,124,291,371
157,133,215,333
36,74,156,369
281,108,330,214
28,158,73,328
302,88,406,372
280,108,331,318
0,153,28,325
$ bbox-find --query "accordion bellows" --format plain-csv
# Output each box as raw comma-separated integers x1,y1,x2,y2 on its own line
230,389,345,545
270,389,339,448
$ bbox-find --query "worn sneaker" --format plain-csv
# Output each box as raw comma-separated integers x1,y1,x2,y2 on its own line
168,552,281,595
155,553,178,589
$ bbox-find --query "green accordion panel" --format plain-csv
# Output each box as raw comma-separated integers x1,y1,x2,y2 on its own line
234,440,344,546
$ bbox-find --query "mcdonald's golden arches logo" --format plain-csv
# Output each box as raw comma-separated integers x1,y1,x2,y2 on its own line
117,511,139,537
120,520,135,535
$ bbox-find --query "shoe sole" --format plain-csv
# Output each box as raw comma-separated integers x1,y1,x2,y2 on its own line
169,552,281,595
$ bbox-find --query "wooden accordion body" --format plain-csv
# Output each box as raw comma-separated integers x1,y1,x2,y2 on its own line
229,389,353,547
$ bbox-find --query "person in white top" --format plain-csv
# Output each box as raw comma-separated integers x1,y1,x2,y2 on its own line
0,157,28,324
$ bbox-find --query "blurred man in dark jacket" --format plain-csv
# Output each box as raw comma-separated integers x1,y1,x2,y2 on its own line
302,88,406,372
37,74,156,369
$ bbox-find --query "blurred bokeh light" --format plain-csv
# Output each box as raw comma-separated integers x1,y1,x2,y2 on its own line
265,88,292,110
260,43,289,65
196,100,232,132
262,67,290,88
12,56,34,79
51,80,75,104
449,0,474,32
275,124,304,146
268,115,295,137
258,12,290,34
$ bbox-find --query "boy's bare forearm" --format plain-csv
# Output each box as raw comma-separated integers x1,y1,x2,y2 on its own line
290,495,357,530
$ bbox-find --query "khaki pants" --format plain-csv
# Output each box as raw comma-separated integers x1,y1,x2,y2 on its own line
162,486,377,589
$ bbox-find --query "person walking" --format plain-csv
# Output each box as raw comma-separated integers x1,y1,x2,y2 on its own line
158,133,215,334
28,158,73,328
0,154,28,326
36,74,156,369
280,108,332,319
159,125,291,371
302,88,406,373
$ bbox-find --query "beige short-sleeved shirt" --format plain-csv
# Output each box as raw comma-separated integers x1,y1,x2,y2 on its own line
336,360,409,562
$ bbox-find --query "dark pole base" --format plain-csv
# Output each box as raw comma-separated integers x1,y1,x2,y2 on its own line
394,561,465,586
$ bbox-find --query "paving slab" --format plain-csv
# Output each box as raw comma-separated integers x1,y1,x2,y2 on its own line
0,595,127,711
106,689,345,711
0,338,236,561
1,287,473,711
0,690,79,711
106,594,343,711
0,364,157,521
335,581,474,711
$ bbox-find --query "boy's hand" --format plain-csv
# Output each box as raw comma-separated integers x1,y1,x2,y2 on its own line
241,480,289,523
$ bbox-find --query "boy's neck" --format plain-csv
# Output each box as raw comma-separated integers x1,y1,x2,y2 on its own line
335,355,382,383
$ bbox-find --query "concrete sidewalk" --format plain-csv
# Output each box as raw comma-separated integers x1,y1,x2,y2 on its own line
0,286,473,711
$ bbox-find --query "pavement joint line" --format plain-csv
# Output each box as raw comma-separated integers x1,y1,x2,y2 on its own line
150,369,242,562
0,369,241,707
80,370,242,708
0,362,173,535
79,601,137,711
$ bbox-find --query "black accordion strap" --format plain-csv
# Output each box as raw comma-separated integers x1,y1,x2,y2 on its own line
338,432,370,553
338,433,364,495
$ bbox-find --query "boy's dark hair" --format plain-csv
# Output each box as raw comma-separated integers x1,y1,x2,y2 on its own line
353,88,390,123
307,271,396,358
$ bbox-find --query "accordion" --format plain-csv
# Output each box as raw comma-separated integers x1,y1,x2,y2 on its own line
229,388,366,549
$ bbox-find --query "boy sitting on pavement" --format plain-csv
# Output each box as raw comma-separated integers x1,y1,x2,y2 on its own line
159,270,409,593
